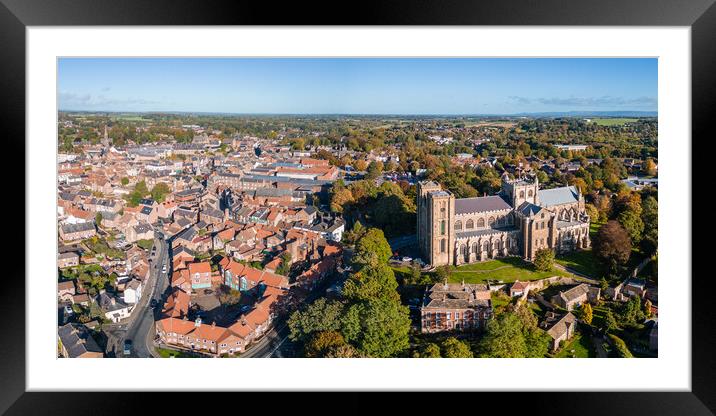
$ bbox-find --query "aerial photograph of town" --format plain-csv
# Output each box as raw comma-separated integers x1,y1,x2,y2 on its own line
56,58,658,359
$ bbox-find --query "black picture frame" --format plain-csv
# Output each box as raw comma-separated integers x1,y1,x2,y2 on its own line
1,0,713,414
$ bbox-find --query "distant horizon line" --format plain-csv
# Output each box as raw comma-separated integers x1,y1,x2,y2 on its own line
58,109,658,117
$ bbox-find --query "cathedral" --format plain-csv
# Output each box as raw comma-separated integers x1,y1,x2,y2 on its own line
417,174,590,267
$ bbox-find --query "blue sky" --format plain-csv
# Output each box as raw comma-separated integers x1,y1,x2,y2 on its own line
58,58,657,114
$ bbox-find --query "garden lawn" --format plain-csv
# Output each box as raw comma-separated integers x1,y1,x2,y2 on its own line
448,257,572,284
555,249,603,278
157,348,194,358
554,333,596,358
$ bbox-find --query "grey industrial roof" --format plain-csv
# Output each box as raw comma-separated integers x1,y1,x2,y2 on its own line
455,195,512,214
537,186,579,207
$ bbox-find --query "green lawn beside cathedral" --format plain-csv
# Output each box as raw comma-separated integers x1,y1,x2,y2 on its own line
447,256,573,284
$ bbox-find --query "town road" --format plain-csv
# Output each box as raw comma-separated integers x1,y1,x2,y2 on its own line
119,230,170,358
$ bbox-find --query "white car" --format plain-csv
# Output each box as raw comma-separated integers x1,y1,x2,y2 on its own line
401,257,412,262
162,264,167,273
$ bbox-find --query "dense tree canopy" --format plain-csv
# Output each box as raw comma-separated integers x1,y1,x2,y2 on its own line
593,220,632,275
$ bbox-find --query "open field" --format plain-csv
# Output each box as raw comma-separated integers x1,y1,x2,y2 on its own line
588,118,639,126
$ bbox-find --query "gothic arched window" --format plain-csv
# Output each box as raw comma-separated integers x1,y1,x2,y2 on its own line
472,242,479,253
519,190,525,198
455,220,462,231
466,219,474,229
477,218,485,228
488,216,495,226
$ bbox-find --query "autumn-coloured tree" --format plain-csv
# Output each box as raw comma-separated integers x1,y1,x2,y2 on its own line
593,220,632,274
580,303,593,325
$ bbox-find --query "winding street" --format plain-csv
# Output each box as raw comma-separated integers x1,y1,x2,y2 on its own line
114,229,171,358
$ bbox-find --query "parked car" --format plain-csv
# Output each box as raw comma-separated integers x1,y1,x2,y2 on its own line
123,339,132,356
162,264,167,273
401,257,412,262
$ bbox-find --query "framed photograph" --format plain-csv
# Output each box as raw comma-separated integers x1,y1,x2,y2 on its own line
4,0,714,413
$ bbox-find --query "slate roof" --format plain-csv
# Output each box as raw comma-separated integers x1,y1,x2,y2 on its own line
537,186,579,207
545,312,577,340
455,195,512,214
61,221,96,234
517,201,543,216
58,323,104,358
422,283,492,309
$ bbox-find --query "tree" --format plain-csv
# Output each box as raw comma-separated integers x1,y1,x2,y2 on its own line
608,334,633,358
341,298,411,358
434,265,452,283
218,286,241,306
121,177,129,186
95,212,103,226
640,196,658,254
134,180,149,197
644,299,653,319
441,337,473,358
291,138,305,150
275,252,292,276
619,295,645,326
304,331,351,358
617,208,644,245
354,159,368,171
533,248,555,272
287,298,345,342
342,259,399,303
329,186,354,214
151,182,171,203
642,158,657,176
414,343,441,358
353,228,393,267
365,160,383,180
479,313,528,357
585,203,599,221
593,220,632,274
604,309,619,333
580,303,594,325
324,344,359,358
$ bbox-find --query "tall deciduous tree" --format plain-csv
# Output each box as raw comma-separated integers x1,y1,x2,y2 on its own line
593,220,632,274
441,337,473,358
353,228,393,267
287,298,345,342
617,208,644,245
640,196,658,254
341,299,411,358
533,248,555,272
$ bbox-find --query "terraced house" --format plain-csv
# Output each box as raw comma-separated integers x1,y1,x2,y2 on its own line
417,174,591,267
